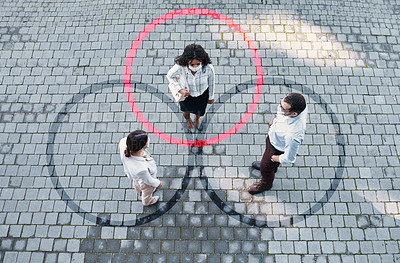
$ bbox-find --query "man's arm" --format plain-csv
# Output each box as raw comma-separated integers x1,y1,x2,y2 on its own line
269,115,278,162
269,115,277,127
272,137,302,164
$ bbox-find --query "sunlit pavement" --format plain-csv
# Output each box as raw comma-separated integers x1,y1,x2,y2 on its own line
1,1,400,262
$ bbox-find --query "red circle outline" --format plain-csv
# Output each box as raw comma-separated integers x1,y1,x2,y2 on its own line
124,8,263,147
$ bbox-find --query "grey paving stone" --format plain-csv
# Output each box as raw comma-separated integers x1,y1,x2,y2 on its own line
1,1,400,261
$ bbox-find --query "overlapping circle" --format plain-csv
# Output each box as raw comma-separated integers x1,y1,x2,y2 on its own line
46,8,346,227
195,78,346,227
46,80,194,226
46,78,346,227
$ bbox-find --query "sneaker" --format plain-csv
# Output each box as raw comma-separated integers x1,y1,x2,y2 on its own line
143,196,159,206
248,182,272,195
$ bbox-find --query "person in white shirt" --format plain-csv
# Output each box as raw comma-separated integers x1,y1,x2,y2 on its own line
119,130,162,206
167,44,215,131
249,93,308,194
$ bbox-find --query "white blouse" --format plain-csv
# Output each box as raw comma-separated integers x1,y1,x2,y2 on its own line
119,138,160,189
166,64,215,100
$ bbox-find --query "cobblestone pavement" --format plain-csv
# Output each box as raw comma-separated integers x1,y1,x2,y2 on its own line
1,0,400,262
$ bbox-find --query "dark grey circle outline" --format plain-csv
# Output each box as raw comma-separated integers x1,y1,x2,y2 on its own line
196,77,346,227
46,80,195,227
46,77,346,227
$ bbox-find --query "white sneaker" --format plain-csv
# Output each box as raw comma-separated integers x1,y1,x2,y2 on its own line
144,196,159,206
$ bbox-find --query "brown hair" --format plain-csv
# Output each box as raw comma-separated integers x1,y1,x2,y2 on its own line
124,130,148,157
175,43,212,68
284,93,306,114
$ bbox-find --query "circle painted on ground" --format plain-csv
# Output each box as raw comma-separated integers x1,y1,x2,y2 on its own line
46,80,194,227
195,77,346,227
47,78,346,228
124,8,264,147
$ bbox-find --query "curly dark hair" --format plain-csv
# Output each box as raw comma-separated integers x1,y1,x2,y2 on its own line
124,130,148,157
284,93,307,114
175,43,212,68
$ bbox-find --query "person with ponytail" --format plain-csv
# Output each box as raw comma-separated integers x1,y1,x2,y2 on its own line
119,130,162,206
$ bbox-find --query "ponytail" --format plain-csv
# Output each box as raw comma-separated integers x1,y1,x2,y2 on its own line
125,130,148,157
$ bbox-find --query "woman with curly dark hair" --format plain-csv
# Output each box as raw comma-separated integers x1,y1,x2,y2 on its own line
119,130,162,206
167,43,215,131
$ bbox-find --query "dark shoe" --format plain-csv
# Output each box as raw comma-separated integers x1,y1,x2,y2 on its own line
196,123,203,131
252,161,260,170
248,182,272,195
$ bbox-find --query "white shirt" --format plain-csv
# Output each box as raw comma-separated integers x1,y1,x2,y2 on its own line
119,138,160,188
166,64,215,100
268,105,308,164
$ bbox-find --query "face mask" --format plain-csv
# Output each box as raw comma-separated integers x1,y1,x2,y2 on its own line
144,138,150,149
188,64,202,72
276,104,289,117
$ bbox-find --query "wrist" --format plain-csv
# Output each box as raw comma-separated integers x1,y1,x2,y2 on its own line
271,155,279,163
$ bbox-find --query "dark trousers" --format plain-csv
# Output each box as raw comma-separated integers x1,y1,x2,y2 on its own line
260,136,284,187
